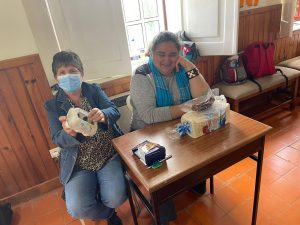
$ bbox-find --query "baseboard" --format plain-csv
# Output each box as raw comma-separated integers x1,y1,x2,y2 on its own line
0,177,62,206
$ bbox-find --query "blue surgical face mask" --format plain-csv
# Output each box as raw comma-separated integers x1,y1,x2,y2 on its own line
57,74,82,93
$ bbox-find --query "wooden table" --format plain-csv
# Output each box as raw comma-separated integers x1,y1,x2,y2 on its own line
112,111,272,225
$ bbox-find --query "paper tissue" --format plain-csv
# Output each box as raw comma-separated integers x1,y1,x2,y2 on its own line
181,95,230,138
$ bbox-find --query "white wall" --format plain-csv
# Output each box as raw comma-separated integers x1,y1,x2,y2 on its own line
0,0,131,87
0,0,38,61
22,0,132,87
21,0,62,86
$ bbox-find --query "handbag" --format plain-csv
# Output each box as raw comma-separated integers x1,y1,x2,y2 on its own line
180,41,200,62
220,55,248,85
176,31,200,62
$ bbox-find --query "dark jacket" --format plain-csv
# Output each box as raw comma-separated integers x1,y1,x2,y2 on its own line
44,82,123,185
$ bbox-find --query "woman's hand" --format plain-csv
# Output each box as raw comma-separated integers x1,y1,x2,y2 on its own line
179,101,193,113
59,116,77,137
176,56,196,72
88,108,106,123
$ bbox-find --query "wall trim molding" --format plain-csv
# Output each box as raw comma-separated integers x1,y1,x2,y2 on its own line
0,54,39,70
0,177,61,206
100,75,131,97
240,4,281,16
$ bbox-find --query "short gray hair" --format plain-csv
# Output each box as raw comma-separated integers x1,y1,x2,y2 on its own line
52,51,84,77
149,31,180,54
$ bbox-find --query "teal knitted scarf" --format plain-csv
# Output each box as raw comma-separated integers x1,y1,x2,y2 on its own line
148,57,191,107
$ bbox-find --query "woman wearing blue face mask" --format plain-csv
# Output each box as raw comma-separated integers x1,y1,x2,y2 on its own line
44,51,126,225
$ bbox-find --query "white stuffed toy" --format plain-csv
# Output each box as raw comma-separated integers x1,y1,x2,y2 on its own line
66,108,97,136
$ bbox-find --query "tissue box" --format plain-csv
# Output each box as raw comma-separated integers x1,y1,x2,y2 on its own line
181,97,230,138
132,140,166,166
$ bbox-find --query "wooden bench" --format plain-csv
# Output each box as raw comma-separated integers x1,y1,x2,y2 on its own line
278,56,300,71
212,66,300,119
278,56,300,100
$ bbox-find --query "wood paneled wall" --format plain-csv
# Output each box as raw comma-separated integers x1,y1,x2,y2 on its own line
238,4,281,51
0,54,58,199
101,76,131,97
275,29,300,63
196,4,286,86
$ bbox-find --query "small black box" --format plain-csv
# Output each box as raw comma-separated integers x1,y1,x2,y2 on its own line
132,140,166,167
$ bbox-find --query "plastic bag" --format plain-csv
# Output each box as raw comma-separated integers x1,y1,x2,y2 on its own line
66,108,98,136
181,89,215,112
176,31,200,62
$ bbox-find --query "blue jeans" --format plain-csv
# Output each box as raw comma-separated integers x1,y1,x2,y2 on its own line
64,155,127,220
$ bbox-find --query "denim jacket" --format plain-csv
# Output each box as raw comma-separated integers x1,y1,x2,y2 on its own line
44,82,123,185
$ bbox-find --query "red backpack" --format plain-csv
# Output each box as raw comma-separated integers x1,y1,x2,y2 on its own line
243,42,276,78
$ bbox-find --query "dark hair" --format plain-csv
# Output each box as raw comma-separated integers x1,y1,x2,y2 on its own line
52,51,84,77
149,31,181,54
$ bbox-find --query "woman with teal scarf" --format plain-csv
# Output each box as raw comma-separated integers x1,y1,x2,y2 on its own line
130,31,212,225
130,32,211,131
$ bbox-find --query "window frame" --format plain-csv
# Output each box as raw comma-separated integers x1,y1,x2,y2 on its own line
121,0,166,60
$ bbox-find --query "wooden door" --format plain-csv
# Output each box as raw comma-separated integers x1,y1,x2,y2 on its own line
0,54,58,199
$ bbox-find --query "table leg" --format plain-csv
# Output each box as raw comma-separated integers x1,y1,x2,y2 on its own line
151,192,161,225
210,176,214,194
252,149,264,225
125,173,139,225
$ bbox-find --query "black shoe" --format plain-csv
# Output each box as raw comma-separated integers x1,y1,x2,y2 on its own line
192,180,206,195
107,212,122,225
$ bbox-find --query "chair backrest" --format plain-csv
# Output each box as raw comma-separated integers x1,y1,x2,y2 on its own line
126,95,133,112
115,94,132,133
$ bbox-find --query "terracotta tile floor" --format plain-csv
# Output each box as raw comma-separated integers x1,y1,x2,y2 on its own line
11,108,300,225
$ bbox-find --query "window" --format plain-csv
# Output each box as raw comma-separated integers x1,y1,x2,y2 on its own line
121,0,165,63
293,0,300,30
280,0,297,37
